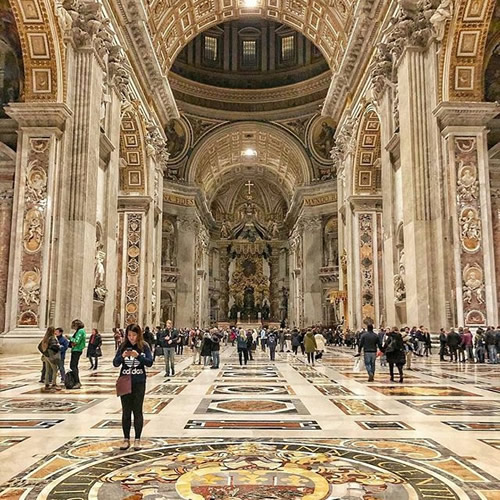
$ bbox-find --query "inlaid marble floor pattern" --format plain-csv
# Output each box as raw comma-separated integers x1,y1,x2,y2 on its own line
0,345,499,499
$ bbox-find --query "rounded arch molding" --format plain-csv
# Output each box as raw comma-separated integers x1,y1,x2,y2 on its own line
7,0,64,101
186,121,314,199
441,0,497,101
146,0,355,73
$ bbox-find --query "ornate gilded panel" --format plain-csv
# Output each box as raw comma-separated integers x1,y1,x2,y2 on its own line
454,137,486,326
17,137,49,326
358,212,375,326
442,0,496,101
124,213,143,325
120,111,146,193
353,111,381,195
7,0,62,101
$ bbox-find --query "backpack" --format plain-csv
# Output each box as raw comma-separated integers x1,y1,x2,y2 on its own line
64,370,77,389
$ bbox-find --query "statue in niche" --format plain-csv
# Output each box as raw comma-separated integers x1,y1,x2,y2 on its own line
393,249,406,303
220,220,230,239
430,0,453,41
151,275,157,315
162,220,175,266
269,220,280,239
262,298,270,320
229,303,239,321
94,241,107,301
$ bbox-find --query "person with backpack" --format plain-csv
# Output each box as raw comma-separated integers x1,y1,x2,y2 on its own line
87,328,102,370
210,329,221,369
267,330,278,361
38,327,62,392
68,319,86,389
382,327,406,383
246,330,254,360
55,328,69,382
113,324,153,451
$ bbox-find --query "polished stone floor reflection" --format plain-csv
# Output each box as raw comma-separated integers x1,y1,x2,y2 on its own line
0,346,499,499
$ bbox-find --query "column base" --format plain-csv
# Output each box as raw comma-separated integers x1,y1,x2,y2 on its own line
0,328,45,354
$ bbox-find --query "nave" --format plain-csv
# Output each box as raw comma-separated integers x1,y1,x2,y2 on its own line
0,346,499,499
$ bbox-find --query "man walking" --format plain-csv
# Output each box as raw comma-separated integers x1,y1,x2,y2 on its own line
159,320,177,376
357,324,382,382
210,329,221,369
268,330,278,361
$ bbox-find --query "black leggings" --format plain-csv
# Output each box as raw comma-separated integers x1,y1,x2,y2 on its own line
120,382,146,439
307,352,315,364
70,351,82,383
389,362,404,380
238,349,248,365
89,356,98,369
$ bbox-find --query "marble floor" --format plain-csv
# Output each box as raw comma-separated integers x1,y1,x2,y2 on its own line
0,346,499,499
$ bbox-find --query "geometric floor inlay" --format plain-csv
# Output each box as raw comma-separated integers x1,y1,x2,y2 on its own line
479,439,500,451
185,419,321,430
207,384,295,395
0,398,103,414
0,436,28,453
368,385,481,397
356,421,414,430
91,419,150,429
195,398,309,415
332,399,391,415
398,399,500,416
0,419,64,429
1,437,498,499
442,422,500,431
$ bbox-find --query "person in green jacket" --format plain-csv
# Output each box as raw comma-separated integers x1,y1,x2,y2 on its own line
69,319,86,389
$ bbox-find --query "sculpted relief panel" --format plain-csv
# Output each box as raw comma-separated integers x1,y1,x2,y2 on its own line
124,213,143,325
17,138,49,326
454,137,487,326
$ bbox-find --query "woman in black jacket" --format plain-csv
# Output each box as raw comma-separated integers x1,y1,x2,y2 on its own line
200,332,213,367
38,327,62,392
382,328,406,383
113,324,153,451
87,328,102,370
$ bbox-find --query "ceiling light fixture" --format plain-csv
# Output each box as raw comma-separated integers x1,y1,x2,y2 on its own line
242,148,257,157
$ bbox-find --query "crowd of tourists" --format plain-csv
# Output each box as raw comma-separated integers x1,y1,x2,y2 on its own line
36,319,499,451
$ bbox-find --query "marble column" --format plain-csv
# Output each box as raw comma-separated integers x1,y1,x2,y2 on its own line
435,102,500,327
349,196,383,329
58,37,105,329
396,42,448,329
0,189,13,333
117,196,151,327
288,226,303,328
3,103,70,345
301,215,323,326
175,214,198,328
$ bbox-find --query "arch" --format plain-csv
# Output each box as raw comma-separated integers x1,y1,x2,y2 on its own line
146,0,354,73
186,121,313,200
441,0,497,101
352,108,381,195
119,109,147,193
6,0,64,102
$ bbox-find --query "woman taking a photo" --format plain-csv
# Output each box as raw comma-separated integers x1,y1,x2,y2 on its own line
38,327,62,392
113,324,153,451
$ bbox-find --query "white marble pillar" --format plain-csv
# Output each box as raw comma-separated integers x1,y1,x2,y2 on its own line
435,102,500,327
349,196,383,329
175,214,198,328
3,104,70,346
117,196,151,327
58,37,105,329
301,215,323,326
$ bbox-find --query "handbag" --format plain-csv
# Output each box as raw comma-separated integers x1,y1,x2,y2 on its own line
96,346,102,357
154,345,163,357
116,374,132,397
